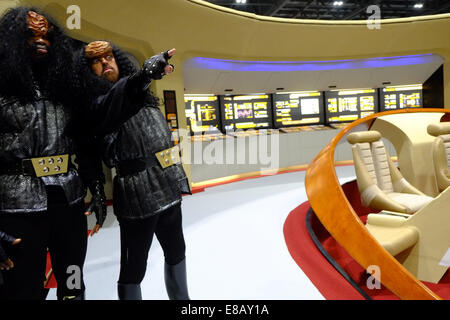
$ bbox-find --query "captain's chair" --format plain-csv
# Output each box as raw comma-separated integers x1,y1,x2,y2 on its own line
347,130,433,214
427,122,450,193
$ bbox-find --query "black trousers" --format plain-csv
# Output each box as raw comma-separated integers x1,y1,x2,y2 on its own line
118,203,186,284
0,186,87,300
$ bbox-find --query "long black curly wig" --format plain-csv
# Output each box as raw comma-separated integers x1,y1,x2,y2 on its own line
76,41,159,107
0,6,81,106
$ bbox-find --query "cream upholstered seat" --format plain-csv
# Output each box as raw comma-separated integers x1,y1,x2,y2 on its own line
427,122,450,193
347,130,433,214
365,212,418,256
349,130,448,284
365,185,450,284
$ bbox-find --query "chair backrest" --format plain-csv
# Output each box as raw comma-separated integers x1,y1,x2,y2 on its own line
427,122,450,191
348,130,393,193
348,130,431,213
371,139,394,193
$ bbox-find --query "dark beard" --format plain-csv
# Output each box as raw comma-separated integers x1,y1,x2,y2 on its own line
30,53,52,90
85,72,115,101
31,55,50,74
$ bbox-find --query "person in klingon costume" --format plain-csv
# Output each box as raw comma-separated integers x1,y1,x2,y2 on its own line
0,7,108,300
79,40,191,300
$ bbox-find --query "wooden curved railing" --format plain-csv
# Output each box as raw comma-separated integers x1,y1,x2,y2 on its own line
305,108,448,300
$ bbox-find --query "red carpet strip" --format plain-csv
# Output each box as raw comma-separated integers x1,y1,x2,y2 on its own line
284,180,450,300
283,201,366,300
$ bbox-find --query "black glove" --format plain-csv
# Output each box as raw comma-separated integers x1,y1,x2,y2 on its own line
128,50,174,92
142,50,174,81
0,230,18,264
85,180,107,231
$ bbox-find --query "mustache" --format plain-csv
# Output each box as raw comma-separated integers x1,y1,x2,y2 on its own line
102,64,114,71
31,43,50,52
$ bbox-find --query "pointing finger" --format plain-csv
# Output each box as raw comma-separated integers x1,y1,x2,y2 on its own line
164,48,176,60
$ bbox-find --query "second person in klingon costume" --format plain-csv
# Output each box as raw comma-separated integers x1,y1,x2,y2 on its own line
77,40,191,300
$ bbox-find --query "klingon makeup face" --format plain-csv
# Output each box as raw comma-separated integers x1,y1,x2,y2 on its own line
27,11,51,58
85,41,120,83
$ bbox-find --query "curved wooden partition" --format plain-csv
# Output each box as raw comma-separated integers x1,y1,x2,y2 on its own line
305,108,448,300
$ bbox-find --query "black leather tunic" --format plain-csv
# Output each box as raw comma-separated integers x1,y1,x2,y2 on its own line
101,89,191,220
0,90,88,213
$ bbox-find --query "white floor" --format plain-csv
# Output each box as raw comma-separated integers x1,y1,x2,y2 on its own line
47,166,356,300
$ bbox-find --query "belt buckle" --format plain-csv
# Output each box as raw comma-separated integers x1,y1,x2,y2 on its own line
155,147,181,169
29,154,69,177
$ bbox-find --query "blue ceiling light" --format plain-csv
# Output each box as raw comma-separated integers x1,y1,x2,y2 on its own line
188,54,435,72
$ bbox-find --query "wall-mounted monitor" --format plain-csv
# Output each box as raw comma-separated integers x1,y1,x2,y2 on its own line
272,91,324,128
380,84,423,111
184,95,222,135
325,88,378,124
219,94,273,132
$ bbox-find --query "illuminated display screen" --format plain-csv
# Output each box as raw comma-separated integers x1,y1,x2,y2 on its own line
184,95,221,134
272,91,324,128
325,89,378,123
380,85,422,111
219,94,273,132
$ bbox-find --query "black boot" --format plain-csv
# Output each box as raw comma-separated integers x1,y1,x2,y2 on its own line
117,283,142,300
164,258,190,300
72,292,85,300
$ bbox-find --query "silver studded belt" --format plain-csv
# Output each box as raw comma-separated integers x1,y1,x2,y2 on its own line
0,154,71,177
115,146,181,177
